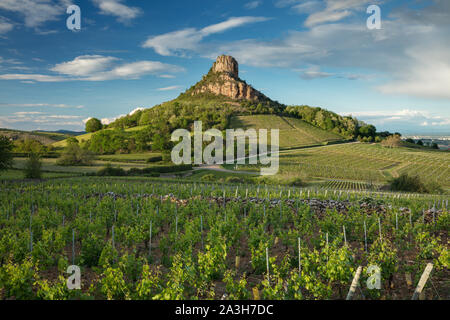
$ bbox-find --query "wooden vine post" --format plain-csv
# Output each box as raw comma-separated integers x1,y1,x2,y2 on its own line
346,266,362,300
412,263,433,300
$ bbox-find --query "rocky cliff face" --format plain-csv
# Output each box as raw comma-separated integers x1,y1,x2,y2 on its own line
190,55,267,102
212,55,239,78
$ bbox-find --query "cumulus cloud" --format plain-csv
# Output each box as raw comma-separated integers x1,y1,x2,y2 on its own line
157,85,182,91
91,0,142,23
85,107,145,126
51,55,118,77
0,55,185,82
0,0,71,28
142,16,270,56
377,46,450,99
129,107,144,115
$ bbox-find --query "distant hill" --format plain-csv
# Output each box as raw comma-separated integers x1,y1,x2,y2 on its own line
38,130,86,136
54,55,373,153
0,128,72,145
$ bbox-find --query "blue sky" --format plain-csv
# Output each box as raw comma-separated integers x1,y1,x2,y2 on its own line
0,0,449,135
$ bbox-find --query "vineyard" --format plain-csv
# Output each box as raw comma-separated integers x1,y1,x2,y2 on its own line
322,180,382,192
230,115,344,149
238,143,450,188
0,177,448,300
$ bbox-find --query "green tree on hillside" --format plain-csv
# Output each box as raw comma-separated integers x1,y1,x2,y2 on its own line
57,140,93,166
0,136,14,171
359,125,376,138
152,134,168,151
14,138,47,154
85,118,103,133
88,129,131,154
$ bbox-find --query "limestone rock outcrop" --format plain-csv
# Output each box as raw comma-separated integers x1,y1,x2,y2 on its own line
190,55,268,102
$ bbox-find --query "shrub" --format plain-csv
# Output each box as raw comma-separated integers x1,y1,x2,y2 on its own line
57,143,93,166
146,155,163,163
162,152,172,162
390,174,427,193
24,153,42,179
0,258,38,299
286,177,304,187
424,181,444,194
0,135,13,171
81,234,105,267
97,164,126,176
225,176,244,184
200,174,216,182
381,135,402,148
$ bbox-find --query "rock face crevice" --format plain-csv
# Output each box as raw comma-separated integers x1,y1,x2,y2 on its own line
190,55,268,102
212,55,239,78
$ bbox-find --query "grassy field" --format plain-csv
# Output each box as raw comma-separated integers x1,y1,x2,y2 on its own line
97,152,161,163
229,115,345,149
12,157,150,174
0,169,78,180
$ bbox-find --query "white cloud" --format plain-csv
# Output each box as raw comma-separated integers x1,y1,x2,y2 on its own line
377,46,450,99
100,116,124,125
305,0,372,27
0,55,185,82
297,66,333,79
0,74,67,82
129,107,144,115
91,0,142,23
0,18,13,34
2,112,83,125
0,57,22,65
142,16,270,56
85,61,184,81
51,55,118,77
276,0,373,26
159,74,176,79
85,107,145,126
0,0,71,28
157,85,182,91
245,1,262,9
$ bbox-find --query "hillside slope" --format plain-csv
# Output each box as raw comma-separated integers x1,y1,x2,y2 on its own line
230,115,344,149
